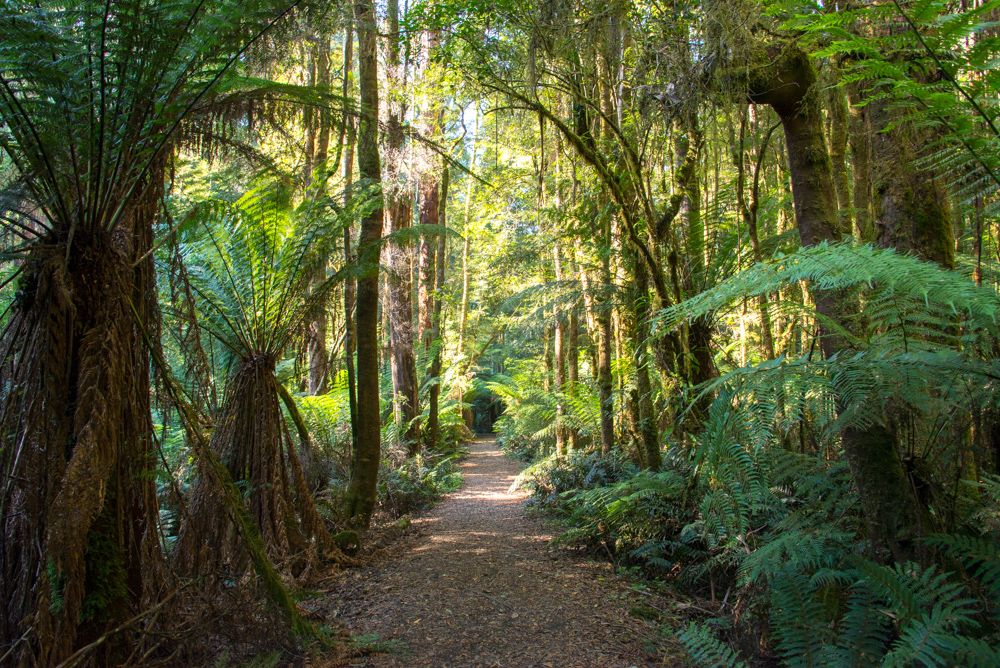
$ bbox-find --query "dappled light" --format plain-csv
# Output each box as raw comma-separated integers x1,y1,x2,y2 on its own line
1,0,999,666
320,438,657,666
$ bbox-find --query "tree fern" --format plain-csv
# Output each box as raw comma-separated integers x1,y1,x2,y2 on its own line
655,242,1000,340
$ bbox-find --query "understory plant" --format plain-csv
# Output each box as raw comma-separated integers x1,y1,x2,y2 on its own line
172,184,361,577
519,244,1000,666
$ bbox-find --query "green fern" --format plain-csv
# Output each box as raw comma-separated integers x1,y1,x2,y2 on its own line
678,622,749,668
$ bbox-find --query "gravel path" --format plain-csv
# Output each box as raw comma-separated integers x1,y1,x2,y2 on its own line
318,437,666,667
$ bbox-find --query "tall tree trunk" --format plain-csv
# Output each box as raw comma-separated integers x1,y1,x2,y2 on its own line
550,140,568,456
597,259,615,454
553,268,567,456
630,257,662,470
736,110,778,360
543,325,552,393
417,211,436,354
848,85,875,240
457,123,478,357
384,0,420,450
427,163,449,449
345,0,383,529
417,30,444,357
567,308,580,450
341,19,359,451
827,82,853,235
306,39,333,394
673,110,716,425
869,99,955,268
748,46,925,561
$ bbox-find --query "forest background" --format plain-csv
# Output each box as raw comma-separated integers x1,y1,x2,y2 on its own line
2,0,1000,665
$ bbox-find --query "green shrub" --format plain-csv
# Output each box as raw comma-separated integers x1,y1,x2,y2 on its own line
377,452,464,519
515,449,637,508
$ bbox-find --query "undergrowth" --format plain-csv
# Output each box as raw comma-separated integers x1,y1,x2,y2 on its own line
506,243,1000,667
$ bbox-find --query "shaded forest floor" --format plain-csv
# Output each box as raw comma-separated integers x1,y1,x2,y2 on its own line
308,437,681,667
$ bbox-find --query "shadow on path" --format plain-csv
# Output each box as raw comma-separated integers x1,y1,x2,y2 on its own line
319,438,664,667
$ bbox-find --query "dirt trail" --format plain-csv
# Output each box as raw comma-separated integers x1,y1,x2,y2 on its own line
318,437,667,667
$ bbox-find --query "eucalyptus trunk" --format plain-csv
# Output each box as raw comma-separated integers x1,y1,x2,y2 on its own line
427,164,449,449
384,0,420,450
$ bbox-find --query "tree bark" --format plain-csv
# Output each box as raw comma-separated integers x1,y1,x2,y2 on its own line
306,39,333,394
384,0,420,450
597,286,615,454
427,163,449,449
736,110,778,360
827,82,853,235
1,188,163,665
457,125,478,357
869,98,955,268
747,45,925,561
567,308,581,450
630,258,662,470
341,19,359,453
344,0,384,529
553,246,568,457
847,85,875,240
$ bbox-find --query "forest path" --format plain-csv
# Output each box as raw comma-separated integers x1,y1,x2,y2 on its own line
317,437,666,667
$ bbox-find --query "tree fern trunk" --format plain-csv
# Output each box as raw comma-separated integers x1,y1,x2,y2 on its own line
1,198,163,665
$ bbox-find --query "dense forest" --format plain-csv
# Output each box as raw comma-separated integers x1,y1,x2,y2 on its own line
3,0,1000,665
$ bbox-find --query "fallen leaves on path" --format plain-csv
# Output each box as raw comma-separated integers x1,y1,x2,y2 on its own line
309,438,683,667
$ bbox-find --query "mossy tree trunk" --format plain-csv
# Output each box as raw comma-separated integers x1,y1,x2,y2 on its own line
629,256,662,471
847,85,875,240
869,98,955,268
827,82,854,235
345,0,384,529
747,45,927,561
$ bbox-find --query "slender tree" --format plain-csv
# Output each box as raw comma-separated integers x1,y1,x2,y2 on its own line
384,0,421,450
344,0,384,529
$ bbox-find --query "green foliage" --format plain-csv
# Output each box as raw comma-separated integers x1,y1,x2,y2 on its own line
678,622,749,668
515,449,637,509
655,242,1000,342
519,243,1000,665
492,369,607,461
293,370,355,475
789,0,1000,212
0,0,304,242
377,453,464,519
177,183,374,360
555,469,686,567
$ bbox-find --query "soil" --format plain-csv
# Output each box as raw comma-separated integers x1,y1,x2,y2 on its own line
310,437,681,667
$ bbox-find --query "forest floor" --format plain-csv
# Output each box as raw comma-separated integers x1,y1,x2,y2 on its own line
308,437,682,667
